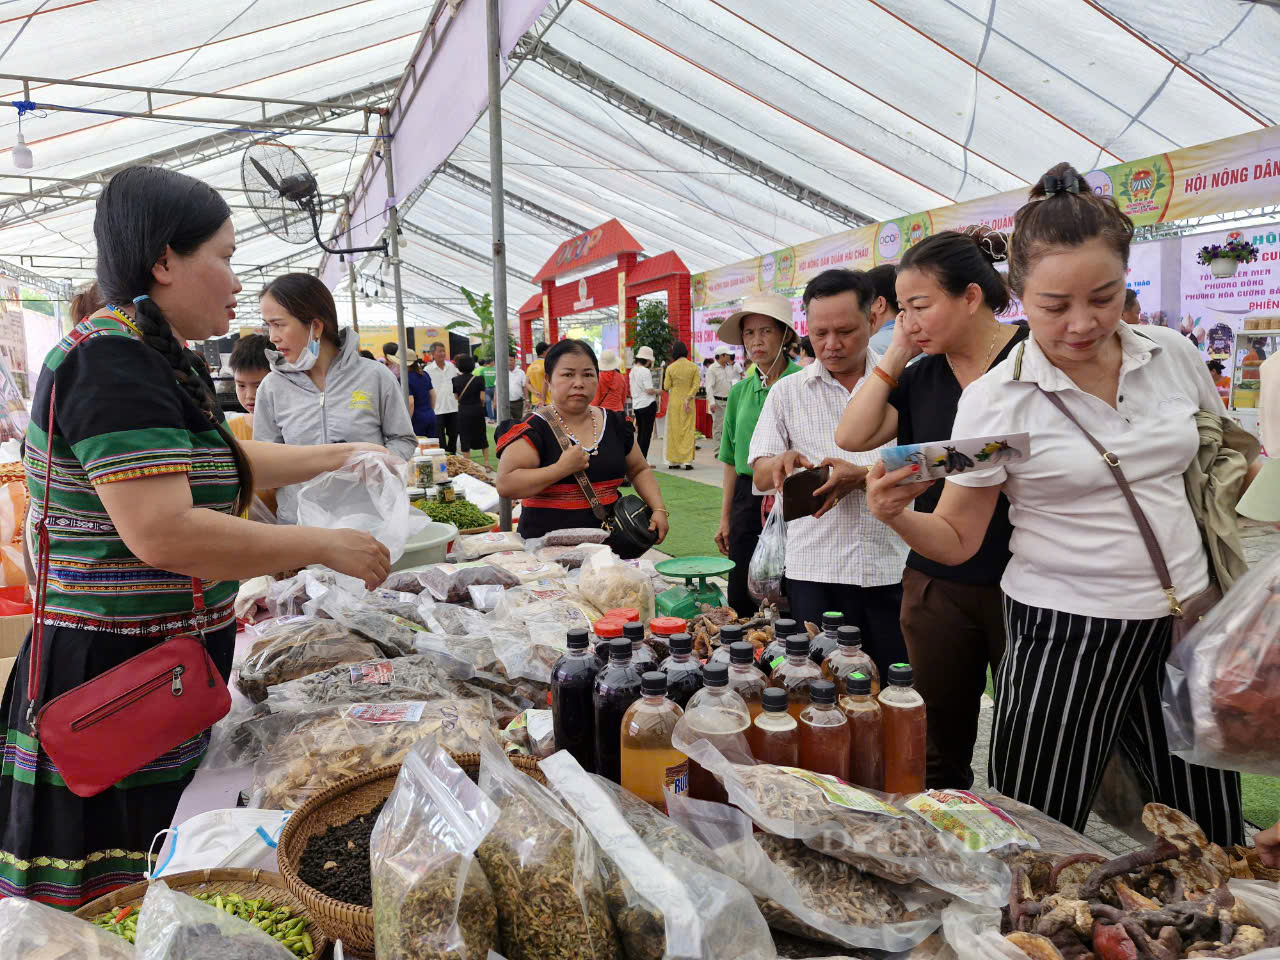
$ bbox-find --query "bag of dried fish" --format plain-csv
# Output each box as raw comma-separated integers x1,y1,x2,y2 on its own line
541,752,775,960
371,739,500,960
136,881,296,960
0,896,137,959
249,699,493,809
236,616,382,703
475,737,623,960
681,742,1010,909
668,791,944,952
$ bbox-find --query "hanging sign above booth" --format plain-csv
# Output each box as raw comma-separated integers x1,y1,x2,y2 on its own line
532,218,644,284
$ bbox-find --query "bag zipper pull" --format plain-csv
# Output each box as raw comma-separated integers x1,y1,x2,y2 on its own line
171,665,185,696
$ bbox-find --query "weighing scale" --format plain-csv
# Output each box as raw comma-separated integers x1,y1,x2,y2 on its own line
653,556,735,619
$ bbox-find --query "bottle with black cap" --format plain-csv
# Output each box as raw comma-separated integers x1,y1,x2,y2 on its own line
708,623,745,666
748,687,799,766
593,637,644,783
681,662,750,804
623,620,659,674
844,672,884,791
808,610,844,666
659,632,702,708
757,618,798,677
799,679,851,780
879,662,926,794
769,631,822,721
821,624,879,696
619,671,688,811
551,628,600,773
725,640,767,719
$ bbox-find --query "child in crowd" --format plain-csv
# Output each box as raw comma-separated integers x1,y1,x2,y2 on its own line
227,333,271,441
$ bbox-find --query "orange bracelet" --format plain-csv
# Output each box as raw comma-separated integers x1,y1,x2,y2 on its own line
872,366,899,390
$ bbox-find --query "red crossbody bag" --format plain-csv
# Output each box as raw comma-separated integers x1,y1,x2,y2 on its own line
25,328,231,798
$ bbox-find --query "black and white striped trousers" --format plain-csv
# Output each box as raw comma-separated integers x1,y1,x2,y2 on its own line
990,596,1244,847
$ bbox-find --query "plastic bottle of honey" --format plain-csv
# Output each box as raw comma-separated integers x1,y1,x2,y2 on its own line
620,671,688,811
879,663,926,794
748,687,799,766
799,679,851,780
681,663,750,804
708,623,744,666
757,618,798,677
659,632,703,709
842,672,884,792
725,641,767,722
822,625,880,696
769,633,823,723
550,628,600,774
809,611,843,666
623,620,659,674
593,637,643,784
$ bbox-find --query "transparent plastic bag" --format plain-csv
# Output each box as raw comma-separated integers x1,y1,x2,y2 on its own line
541,751,776,960
450,531,524,560
667,791,942,953
480,549,567,583
420,561,520,603
523,528,610,552
475,736,623,960
313,583,427,656
135,880,295,960
235,616,382,703
295,450,424,563
578,549,655,623
0,895,137,958
468,584,505,612
371,738,500,960
680,741,1010,909
749,498,786,605
533,542,611,570
235,576,274,622
1163,551,1280,776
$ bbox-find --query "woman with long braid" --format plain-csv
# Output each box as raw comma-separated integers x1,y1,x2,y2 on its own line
0,166,391,908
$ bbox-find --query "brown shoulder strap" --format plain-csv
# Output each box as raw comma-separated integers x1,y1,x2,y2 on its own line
1037,387,1182,617
536,405,608,522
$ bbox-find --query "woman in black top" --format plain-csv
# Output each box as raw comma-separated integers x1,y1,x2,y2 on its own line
835,229,1027,789
496,339,668,544
453,354,491,469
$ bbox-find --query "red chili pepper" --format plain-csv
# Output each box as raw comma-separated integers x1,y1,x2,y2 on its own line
113,906,133,924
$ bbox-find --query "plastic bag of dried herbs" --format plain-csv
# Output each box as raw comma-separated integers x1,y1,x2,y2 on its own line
136,881,295,960
0,896,137,959
236,616,383,703
370,737,501,960
681,742,1010,909
474,736,623,960
541,752,776,960
667,791,944,953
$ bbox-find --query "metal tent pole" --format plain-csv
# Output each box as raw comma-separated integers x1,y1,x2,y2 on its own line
343,197,360,334
488,0,512,531
381,121,411,413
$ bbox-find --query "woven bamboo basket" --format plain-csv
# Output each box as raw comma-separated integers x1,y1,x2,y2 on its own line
457,512,500,535
73,866,328,959
276,751,544,959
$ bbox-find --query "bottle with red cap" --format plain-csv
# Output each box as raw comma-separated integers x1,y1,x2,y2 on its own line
592,617,627,667
605,607,640,623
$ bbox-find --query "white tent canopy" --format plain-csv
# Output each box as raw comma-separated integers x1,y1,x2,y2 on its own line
0,0,1275,328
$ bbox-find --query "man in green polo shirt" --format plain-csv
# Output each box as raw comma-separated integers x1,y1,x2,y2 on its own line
480,359,497,421
714,293,801,614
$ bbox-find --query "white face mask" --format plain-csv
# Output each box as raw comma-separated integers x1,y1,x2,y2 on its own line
267,328,321,373
146,808,291,880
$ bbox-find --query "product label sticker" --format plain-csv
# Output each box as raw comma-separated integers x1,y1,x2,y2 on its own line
346,702,426,724
769,655,785,670
904,790,1039,853
664,760,690,806
389,615,428,633
350,662,394,685
779,767,906,818
527,709,554,743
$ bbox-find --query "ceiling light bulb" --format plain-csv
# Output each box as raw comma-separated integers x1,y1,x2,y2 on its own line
12,132,32,170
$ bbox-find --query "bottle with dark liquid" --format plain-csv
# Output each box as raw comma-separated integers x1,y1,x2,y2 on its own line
620,672,688,811
593,637,643,783
681,663,751,804
769,633,822,722
799,679,851,780
843,672,884,791
593,617,626,667
550,628,600,774
623,620,659,674
879,663,926,794
726,641,767,722
749,687,799,766
758,618,798,677
822,625,880,695
659,632,703,708
650,616,688,651
708,623,744,666
809,611,843,666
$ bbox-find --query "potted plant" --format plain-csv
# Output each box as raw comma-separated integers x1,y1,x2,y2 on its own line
1197,238,1259,278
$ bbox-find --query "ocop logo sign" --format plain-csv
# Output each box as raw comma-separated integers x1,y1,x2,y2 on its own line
877,221,902,262
555,228,603,267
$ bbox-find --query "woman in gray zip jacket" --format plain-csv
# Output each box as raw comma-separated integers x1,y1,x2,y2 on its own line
253,274,417,523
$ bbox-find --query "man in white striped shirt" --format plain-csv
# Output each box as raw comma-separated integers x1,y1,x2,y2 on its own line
749,269,909,678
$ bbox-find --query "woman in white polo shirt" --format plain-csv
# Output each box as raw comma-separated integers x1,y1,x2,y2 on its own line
866,163,1252,845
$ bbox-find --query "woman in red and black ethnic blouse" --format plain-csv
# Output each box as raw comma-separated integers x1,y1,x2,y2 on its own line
496,339,669,543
